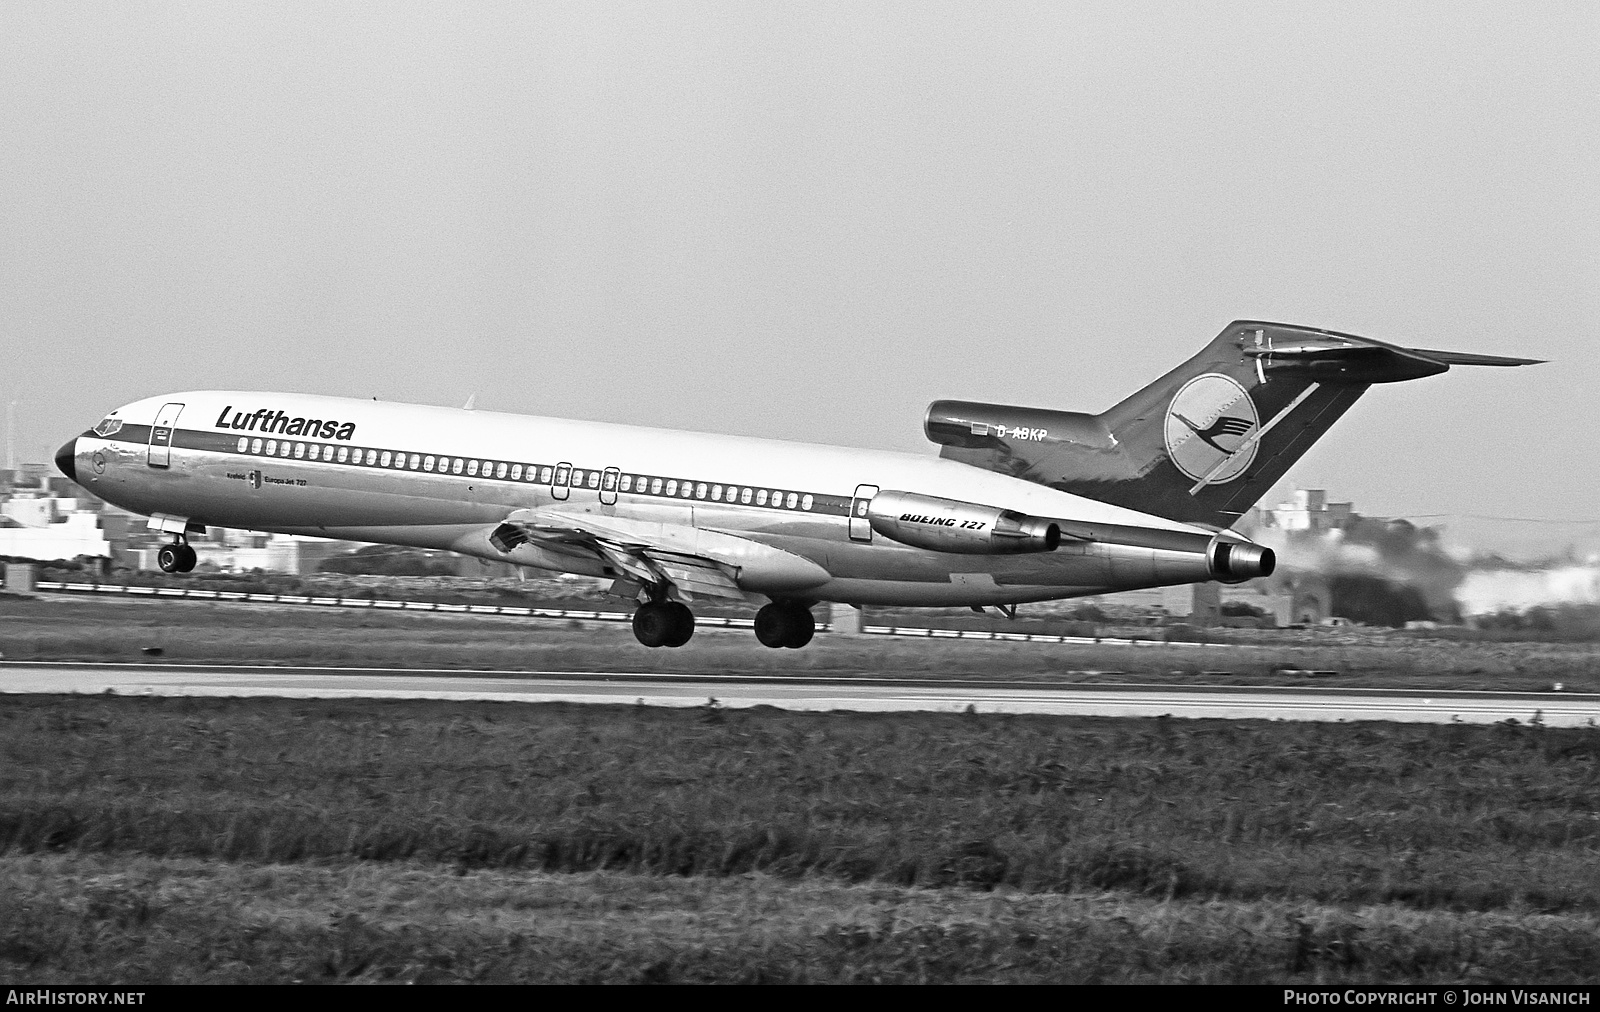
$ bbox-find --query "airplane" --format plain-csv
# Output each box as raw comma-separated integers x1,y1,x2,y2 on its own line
54,321,1539,649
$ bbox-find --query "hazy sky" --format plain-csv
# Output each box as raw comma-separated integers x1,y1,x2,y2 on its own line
3,3,1595,556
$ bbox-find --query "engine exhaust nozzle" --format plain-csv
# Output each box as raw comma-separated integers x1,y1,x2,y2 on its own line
1210,539,1275,582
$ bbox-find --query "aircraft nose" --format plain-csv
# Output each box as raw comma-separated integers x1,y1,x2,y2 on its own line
54,438,78,482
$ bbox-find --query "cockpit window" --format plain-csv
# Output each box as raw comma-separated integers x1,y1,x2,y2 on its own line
93,416,123,437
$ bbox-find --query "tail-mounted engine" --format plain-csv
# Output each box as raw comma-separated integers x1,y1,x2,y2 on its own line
867,490,1061,555
1208,535,1275,583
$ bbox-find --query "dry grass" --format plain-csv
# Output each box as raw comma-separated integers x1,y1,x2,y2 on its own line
4,695,1599,982
3,696,1598,909
5,854,1599,983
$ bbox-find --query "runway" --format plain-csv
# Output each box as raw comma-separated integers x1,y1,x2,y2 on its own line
3,661,1597,725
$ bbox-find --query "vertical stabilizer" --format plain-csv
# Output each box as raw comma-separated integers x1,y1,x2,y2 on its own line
926,321,1540,528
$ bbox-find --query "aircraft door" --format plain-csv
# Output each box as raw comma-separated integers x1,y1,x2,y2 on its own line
600,467,620,506
147,402,184,468
551,462,572,501
849,484,879,542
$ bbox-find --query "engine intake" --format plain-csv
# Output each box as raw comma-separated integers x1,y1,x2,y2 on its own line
1208,536,1276,583
867,490,1061,555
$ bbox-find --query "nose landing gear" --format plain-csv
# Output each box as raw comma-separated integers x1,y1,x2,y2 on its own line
754,602,815,649
156,540,197,574
632,600,695,648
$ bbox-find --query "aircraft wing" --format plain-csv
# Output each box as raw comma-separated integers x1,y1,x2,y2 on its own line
487,508,825,603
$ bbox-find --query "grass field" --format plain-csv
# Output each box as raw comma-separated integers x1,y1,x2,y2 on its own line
5,593,1600,691
2,695,1598,982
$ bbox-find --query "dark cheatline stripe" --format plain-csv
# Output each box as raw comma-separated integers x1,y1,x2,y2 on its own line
112,426,855,518
94,423,154,445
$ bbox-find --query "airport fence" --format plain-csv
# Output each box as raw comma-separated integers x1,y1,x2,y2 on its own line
25,580,1237,649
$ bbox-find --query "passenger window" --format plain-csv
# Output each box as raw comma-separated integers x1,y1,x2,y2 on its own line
380,451,392,467
554,464,570,485
510,464,522,480
336,446,347,462
252,438,263,454
740,488,753,504
290,443,302,458
452,458,464,475
695,482,707,499
802,494,813,511
587,471,600,489
785,492,798,509
651,478,663,494
665,480,678,496
423,456,435,472
265,440,277,456
539,466,553,483
366,450,378,465
619,475,632,492
710,485,722,501
234,437,247,453
496,462,508,479
603,471,618,491
756,489,768,506
467,460,479,476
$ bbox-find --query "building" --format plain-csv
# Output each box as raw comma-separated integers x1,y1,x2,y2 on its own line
1256,488,1355,534
0,459,354,575
1243,488,1361,625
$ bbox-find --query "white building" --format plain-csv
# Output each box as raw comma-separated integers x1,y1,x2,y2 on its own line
0,509,114,561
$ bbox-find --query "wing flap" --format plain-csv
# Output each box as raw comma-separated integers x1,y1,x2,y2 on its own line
489,508,824,604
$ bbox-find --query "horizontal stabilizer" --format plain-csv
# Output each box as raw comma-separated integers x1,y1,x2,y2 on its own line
1240,327,1544,384
1407,348,1546,368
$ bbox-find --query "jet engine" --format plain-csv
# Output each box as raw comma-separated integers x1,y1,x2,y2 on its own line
1208,535,1275,583
867,490,1061,554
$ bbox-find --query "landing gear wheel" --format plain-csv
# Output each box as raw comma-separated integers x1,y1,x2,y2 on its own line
755,603,815,649
633,601,695,648
158,542,198,574
157,545,181,574
632,602,674,648
662,602,695,648
783,607,814,649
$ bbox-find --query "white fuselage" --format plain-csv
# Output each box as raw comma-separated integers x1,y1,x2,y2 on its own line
69,391,1225,606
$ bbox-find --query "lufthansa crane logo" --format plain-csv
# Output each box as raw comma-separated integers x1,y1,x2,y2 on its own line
1163,373,1259,483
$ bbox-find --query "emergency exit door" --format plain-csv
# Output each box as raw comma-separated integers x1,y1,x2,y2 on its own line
147,402,184,468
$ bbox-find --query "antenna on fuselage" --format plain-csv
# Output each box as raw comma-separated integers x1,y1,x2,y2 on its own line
463,394,477,410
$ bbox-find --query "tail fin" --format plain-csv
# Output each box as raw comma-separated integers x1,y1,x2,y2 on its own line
926,321,1541,528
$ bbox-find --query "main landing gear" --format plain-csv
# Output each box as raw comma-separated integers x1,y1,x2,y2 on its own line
754,602,815,649
628,597,816,649
156,539,197,574
632,600,695,648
